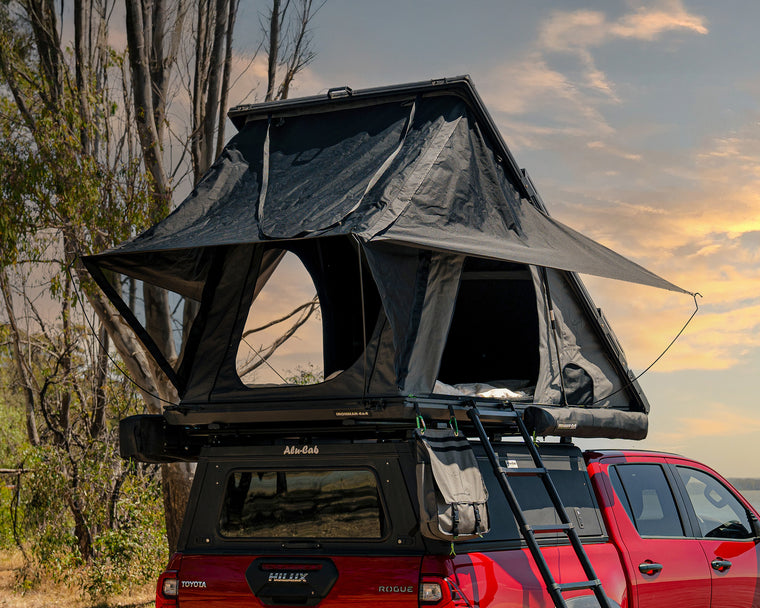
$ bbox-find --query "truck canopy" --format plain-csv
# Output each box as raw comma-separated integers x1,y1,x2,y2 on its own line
85,76,687,441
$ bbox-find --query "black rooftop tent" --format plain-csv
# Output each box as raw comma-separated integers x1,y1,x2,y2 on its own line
84,76,688,447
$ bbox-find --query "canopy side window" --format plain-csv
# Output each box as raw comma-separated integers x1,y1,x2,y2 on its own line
236,237,382,387
435,257,539,397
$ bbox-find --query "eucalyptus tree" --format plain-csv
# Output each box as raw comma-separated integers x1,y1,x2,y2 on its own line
0,0,324,553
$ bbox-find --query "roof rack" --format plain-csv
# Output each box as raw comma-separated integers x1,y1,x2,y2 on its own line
123,392,646,463
121,397,528,463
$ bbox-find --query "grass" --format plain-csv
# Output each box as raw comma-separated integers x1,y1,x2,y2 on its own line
0,551,155,608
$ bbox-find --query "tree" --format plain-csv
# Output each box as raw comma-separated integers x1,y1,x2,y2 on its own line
0,0,325,555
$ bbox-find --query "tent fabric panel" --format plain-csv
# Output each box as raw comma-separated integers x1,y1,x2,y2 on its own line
401,252,464,395
363,242,463,393
90,248,214,301
358,97,467,238
181,244,263,402
381,110,522,238
362,242,422,389
371,105,685,294
105,121,269,256
259,101,413,238
531,267,633,410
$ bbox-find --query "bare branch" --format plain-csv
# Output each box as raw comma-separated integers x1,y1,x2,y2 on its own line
242,295,319,337
238,296,319,377
277,0,324,100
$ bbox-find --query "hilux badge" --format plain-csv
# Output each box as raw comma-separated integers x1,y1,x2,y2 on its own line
268,571,309,583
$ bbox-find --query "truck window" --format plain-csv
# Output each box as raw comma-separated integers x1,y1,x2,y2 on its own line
610,464,685,537
676,466,753,539
219,469,385,539
478,450,604,542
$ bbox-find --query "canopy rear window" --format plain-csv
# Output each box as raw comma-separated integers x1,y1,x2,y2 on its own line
219,469,385,539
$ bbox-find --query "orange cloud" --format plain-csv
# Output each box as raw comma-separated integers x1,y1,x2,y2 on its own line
539,2,708,51
486,1,708,148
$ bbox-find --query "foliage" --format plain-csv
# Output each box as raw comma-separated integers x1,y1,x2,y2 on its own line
0,0,325,597
0,349,167,597
286,364,324,385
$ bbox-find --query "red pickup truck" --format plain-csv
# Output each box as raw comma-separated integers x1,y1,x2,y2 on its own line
153,437,760,608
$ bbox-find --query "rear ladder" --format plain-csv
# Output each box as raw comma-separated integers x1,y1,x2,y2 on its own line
467,403,614,608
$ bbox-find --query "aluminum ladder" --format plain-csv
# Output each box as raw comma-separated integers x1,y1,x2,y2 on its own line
467,403,614,608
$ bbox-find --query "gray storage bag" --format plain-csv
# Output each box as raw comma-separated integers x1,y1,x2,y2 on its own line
416,428,489,541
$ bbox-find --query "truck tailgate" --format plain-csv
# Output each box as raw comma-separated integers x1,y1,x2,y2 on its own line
176,554,423,607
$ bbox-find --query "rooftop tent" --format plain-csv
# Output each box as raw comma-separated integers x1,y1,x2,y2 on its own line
84,76,687,440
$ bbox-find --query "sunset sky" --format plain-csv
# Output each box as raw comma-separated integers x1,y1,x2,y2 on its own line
227,1,760,476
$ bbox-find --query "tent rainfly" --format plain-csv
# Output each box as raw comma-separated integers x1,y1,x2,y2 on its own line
84,76,689,442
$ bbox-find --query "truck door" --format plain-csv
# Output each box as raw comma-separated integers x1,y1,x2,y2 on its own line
671,463,760,608
605,460,711,608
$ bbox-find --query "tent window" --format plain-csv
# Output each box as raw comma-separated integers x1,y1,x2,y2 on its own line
112,273,199,372
235,238,382,387
236,252,324,385
437,258,539,388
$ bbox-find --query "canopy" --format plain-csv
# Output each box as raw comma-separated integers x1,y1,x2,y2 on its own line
85,77,686,440
91,78,685,299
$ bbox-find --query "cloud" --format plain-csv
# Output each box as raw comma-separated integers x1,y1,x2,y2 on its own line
478,3,760,376
587,140,642,161
612,1,709,40
485,1,708,147
487,56,617,142
538,2,707,51
679,403,760,438
538,2,708,60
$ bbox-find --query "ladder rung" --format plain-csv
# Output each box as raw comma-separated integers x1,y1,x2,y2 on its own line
499,467,547,476
467,404,611,608
556,579,601,592
526,523,573,534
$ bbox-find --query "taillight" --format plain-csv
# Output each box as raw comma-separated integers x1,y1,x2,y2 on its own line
156,569,179,608
420,581,444,603
419,575,472,608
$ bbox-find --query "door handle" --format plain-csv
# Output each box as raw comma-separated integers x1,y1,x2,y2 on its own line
711,559,732,572
638,562,663,575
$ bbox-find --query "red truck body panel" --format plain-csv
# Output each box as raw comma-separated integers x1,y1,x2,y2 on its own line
586,450,760,608
423,542,628,607
157,446,760,608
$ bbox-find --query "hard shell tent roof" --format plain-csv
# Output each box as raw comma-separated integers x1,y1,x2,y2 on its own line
84,76,686,440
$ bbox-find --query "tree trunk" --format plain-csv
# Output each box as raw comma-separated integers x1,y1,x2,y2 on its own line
161,461,196,552
0,269,40,446
90,323,109,437
265,0,280,101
